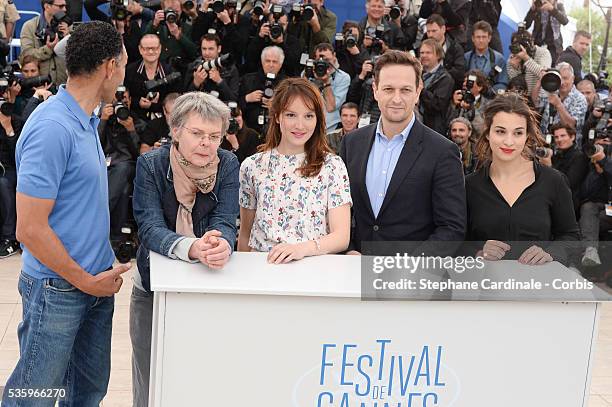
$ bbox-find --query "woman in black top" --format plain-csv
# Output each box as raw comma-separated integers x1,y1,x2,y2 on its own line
465,92,580,264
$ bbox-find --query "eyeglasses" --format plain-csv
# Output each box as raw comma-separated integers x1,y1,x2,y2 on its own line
181,126,223,144
140,46,161,53
52,3,67,8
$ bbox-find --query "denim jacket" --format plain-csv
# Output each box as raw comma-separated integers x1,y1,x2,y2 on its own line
133,145,239,292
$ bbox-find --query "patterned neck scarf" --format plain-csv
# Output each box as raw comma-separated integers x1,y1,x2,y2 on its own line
169,144,219,237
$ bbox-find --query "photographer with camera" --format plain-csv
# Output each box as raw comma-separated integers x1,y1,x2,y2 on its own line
125,34,182,121
239,45,286,134
448,117,478,175
309,43,350,132
533,62,588,140
524,0,568,64
447,69,491,134
507,26,551,94
464,20,508,93
186,33,239,101
419,0,471,49
220,102,261,162
244,5,302,76
422,14,465,88
535,123,589,214
191,0,243,61
144,0,198,62
579,130,611,267
0,85,22,258
19,0,72,86
346,55,380,125
13,56,55,121
578,79,603,142
557,31,591,85
139,91,178,153
418,38,454,135
99,86,145,246
385,0,419,52
286,0,337,56
333,21,369,80
466,0,502,52
358,0,406,51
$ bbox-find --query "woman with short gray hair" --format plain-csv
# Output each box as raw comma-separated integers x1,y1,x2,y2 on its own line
130,91,239,407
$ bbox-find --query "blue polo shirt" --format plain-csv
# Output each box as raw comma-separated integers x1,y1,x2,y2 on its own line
16,86,115,279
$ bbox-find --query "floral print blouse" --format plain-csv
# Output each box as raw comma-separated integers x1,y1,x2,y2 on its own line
239,149,352,252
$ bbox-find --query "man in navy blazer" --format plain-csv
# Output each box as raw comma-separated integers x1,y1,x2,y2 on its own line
339,50,466,255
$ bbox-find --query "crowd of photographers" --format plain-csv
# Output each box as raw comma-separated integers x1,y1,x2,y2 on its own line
0,0,610,277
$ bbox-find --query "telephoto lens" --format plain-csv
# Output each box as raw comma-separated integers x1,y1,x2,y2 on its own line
263,73,276,99
164,8,178,24
302,4,314,20
211,0,224,13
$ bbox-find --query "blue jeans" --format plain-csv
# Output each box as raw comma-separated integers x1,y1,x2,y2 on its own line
1,272,115,407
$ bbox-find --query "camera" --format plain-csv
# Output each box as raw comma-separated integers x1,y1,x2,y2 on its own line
114,227,135,264
211,0,224,13
535,147,553,158
389,0,402,20
462,74,477,105
541,69,562,93
227,101,239,134
39,11,72,42
304,59,315,81
313,58,329,78
509,22,535,57
0,78,13,116
269,5,284,39
584,129,610,157
253,0,266,16
366,25,385,56
113,86,130,121
334,31,357,50
111,0,130,20
20,74,52,90
263,73,276,99
183,0,195,9
144,71,182,99
190,53,233,72
164,8,178,24
290,3,315,21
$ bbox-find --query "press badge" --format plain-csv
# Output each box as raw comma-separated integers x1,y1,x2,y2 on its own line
300,53,309,65
258,115,265,125
606,203,612,217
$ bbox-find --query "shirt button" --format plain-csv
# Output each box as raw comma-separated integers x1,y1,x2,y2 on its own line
382,170,386,175
387,148,391,152
373,225,379,231
378,193,383,197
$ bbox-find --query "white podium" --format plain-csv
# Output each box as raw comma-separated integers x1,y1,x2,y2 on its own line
149,252,604,407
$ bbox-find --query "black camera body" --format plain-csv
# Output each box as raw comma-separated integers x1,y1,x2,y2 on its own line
263,73,276,99
509,22,535,57
313,58,329,78
304,59,315,81
227,101,239,134
144,71,182,100
114,227,136,264
112,85,130,121
269,5,284,39
38,11,72,43
461,74,477,106
211,0,224,13
290,2,315,21
20,74,52,90
252,0,266,16
111,0,130,21
366,25,386,56
389,0,401,20
164,8,178,24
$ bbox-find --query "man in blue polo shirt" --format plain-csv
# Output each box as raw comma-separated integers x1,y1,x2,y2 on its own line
464,20,508,93
2,22,129,407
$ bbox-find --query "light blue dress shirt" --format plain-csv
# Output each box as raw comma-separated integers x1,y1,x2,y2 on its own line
365,114,416,218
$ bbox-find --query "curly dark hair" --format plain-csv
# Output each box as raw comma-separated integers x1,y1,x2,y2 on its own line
65,21,123,77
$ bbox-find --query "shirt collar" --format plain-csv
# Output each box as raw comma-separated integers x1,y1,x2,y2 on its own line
425,62,443,74
56,85,98,131
375,113,416,143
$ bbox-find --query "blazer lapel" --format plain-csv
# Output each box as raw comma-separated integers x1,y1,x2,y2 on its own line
356,125,377,220
378,120,425,217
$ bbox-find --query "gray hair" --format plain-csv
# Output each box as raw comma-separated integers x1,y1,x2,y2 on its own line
555,62,574,77
261,45,285,66
449,117,473,133
169,91,231,136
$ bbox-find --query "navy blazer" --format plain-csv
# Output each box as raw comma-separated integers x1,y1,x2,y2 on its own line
339,119,467,254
